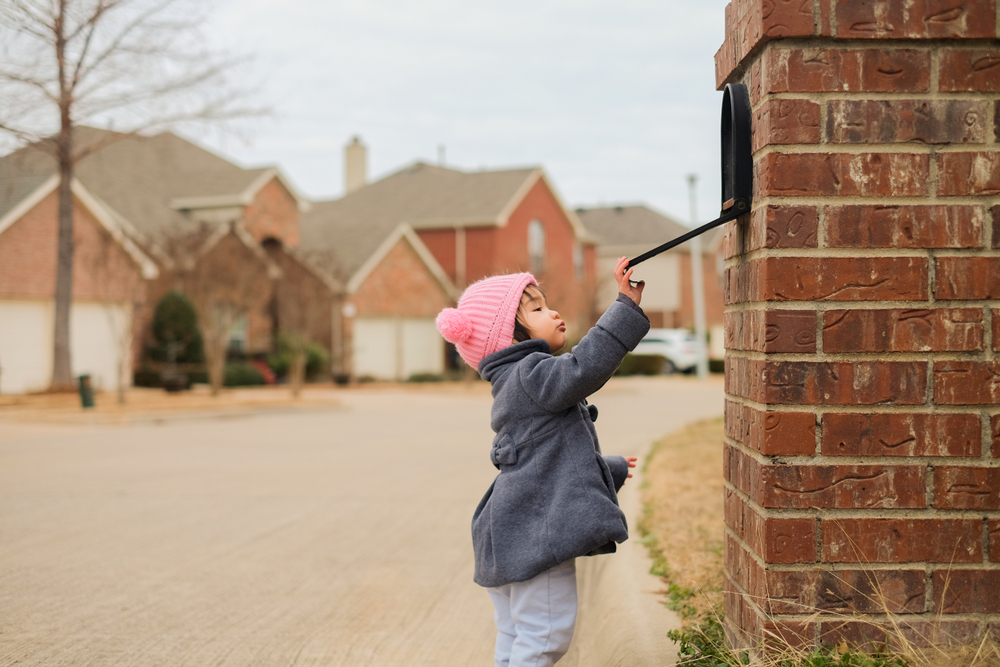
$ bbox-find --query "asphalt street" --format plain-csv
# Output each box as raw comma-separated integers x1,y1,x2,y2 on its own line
0,376,724,666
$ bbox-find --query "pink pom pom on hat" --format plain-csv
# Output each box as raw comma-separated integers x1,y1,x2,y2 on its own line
436,272,537,369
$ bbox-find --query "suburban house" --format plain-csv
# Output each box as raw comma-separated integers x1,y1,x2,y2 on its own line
0,129,620,392
300,139,601,380
0,128,337,394
576,204,726,358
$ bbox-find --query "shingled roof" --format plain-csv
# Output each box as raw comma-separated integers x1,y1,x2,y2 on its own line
299,162,541,282
575,204,722,255
0,127,301,246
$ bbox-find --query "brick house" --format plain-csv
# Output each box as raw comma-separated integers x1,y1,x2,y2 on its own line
576,204,726,357
301,145,600,379
0,157,158,394
0,128,338,393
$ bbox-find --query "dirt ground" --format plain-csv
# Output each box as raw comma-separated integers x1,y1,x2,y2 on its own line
0,377,725,666
640,417,726,622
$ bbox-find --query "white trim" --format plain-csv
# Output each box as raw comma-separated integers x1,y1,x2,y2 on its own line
534,172,600,243
493,168,600,244
170,193,246,209
282,248,345,293
70,180,161,280
405,216,498,230
495,168,542,228
346,223,456,298
170,167,312,214
0,174,59,237
196,220,283,280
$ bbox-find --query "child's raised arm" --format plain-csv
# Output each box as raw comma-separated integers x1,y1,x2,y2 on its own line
615,257,645,306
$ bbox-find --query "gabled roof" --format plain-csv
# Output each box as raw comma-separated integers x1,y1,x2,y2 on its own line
299,161,544,281
0,127,308,248
575,204,722,255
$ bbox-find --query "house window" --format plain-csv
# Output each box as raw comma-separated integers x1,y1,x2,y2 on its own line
528,219,545,274
228,315,248,352
573,243,584,279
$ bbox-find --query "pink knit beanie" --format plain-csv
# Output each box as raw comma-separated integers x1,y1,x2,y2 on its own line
436,273,537,368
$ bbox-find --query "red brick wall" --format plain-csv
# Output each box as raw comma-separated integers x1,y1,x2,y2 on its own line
243,178,300,248
343,235,453,377
0,190,146,303
415,228,457,280
719,0,1000,651
675,252,726,331
417,177,599,337
353,236,452,319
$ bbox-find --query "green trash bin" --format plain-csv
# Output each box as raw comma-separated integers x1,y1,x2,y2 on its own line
78,374,95,409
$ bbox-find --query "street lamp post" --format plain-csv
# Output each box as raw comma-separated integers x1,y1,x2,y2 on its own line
688,174,709,379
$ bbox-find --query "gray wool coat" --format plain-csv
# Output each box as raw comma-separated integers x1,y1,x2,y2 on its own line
472,296,650,588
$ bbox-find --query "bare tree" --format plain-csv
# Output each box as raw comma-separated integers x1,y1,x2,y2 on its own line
265,244,339,398
170,222,275,396
0,0,263,390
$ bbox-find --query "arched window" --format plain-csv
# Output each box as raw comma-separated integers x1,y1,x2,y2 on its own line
528,219,545,274
573,243,584,279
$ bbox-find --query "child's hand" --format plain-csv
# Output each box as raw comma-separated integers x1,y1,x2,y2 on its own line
615,257,645,306
626,456,637,479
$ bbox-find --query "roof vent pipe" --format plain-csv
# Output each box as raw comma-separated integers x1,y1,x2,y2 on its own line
344,136,368,194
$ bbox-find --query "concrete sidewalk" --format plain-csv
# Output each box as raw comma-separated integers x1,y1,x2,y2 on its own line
0,376,724,666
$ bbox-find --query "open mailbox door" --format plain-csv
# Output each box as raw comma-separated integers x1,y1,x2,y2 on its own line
626,82,753,268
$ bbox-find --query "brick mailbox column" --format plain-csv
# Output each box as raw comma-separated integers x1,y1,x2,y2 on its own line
718,0,1000,650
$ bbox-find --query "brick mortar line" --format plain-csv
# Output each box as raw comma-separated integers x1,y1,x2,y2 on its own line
723,350,998,362
722,299,1000,312
727,247,1000,261
724,434,1000,468
760,563,1000,575
746,35,1000,56
723,395,1000,418
765,611,1000,622
762,91,1000,102
758,144,1000,155
722,474,1000,522
745,195,1000,205
734,246,959,257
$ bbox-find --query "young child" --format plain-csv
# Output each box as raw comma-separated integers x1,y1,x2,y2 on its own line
435,257,649,667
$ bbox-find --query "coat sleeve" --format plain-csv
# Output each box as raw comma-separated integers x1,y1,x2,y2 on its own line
604,455,630,492
517,299,650,412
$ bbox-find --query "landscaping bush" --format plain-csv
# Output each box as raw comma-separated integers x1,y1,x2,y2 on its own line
148,291,203,363
267,333,330,381
223,362,266,387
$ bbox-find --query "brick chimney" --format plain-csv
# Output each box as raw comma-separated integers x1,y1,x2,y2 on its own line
344,136,367,194
719,0,1000,653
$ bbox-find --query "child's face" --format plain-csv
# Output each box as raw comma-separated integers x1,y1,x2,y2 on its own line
517,286,566,353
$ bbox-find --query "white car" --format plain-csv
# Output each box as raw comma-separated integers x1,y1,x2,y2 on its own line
632,328,699,374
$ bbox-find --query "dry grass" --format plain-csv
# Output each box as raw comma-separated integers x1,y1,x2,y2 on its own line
639,416,726,622
640,417,1000,667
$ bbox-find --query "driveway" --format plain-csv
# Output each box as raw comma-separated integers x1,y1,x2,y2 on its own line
0,376,724,666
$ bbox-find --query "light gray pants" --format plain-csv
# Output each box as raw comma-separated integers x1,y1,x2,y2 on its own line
486,559,578,667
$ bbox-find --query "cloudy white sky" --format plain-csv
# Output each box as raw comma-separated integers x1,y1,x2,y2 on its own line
197,2,729,225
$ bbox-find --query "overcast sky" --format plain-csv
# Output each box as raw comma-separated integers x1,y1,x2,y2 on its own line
195,1,729,226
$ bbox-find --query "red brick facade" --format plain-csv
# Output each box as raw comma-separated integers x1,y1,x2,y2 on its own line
719,0,1000,651
243,177,301,248
416,176,598,337
0,189,145,304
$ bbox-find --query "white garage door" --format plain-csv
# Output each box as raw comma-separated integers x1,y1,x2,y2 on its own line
0,301,52,394
0,300,130,395
353,318,443,381
72,302,131,393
